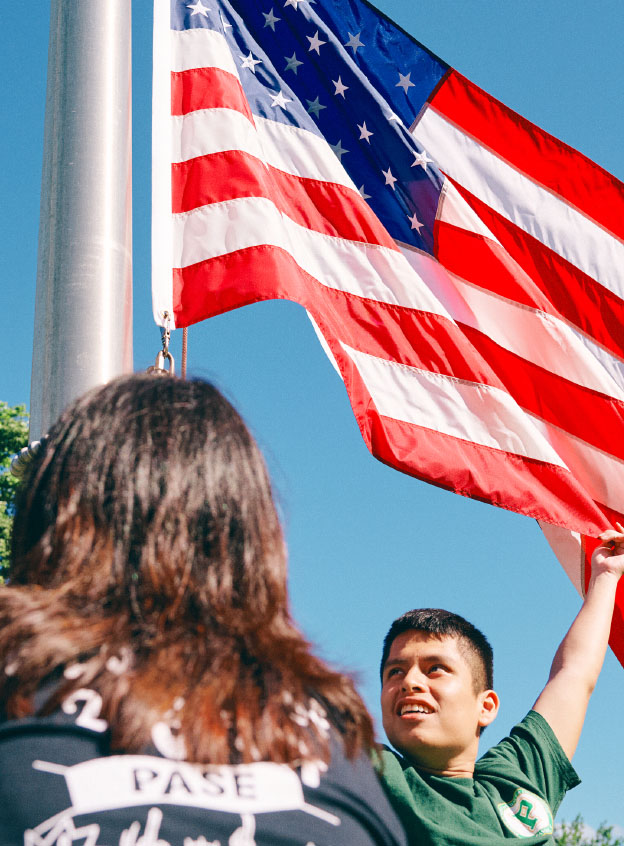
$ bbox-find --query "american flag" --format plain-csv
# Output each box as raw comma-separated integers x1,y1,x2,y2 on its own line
152,0,624,661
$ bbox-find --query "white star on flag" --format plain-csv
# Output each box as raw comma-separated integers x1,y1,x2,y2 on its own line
284,52,304,73
220,12,232,29
240,52,262,72
307,31,327,53
333,76,349,97
408,212,424,232
330,140,349,160
270,90,292,109
187,0,210,16
357,121,373,142
306,96,326,117
284,0,305,8
263,9,280,29
344,32,365,53
382,167,397,189
396,71,415,93
411,150,434,171
358,185,372,200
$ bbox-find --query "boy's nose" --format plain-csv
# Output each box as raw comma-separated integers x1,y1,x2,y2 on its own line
402,668,427,691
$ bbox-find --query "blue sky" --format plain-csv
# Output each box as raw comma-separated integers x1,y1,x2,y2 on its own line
2,0,623,831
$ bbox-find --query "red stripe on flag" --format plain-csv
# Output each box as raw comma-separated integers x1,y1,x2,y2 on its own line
335,295,624,464
460,324,624,461
366,414,608,531
436,188,624,362
578,535,624,665
172,150,397,248
609,596,624,672
172,66,253,119
430,70,624,241
435,220,549,313
581,499,624,662
173,244,619,520
341,367,609,533
174,240,624,459
173,243,506,390
173,244,608,534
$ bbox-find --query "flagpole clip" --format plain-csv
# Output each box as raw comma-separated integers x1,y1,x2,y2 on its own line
147,312,175,376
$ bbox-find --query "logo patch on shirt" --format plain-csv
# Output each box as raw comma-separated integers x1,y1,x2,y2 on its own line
498,789,553,838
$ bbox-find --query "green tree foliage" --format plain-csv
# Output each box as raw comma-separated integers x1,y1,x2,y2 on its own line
556,816,624,846
0,401,29,577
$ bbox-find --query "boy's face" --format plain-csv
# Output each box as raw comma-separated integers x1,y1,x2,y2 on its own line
381,631,498,772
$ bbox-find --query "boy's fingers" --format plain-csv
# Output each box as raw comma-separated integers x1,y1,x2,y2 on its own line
597,529,624,552
598,530,620,542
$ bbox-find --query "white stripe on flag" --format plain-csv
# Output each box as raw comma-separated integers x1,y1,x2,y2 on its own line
342,342,624,511
171,26,240,76
541,422,624,513
450,274,624,400
172,108,260,164
152,0,174,326
437,180,502,243
434,184,624,394
538,521,584,596
172,109,357,190
173,196,452,318
413,107,624,297
255,116,358,191
340,342,569,467
398,245,624,400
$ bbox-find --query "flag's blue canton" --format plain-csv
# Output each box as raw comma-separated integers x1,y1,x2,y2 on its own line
171,0,449,254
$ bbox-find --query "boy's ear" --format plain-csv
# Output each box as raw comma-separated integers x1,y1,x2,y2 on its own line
478,689,500,728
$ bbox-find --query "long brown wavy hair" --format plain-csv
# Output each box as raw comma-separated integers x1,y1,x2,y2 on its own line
0,375,373,764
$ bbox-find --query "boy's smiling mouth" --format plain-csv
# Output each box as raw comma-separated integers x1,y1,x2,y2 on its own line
398,701,434,716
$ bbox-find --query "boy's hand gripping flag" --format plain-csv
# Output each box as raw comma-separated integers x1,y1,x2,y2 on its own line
152,0,624,662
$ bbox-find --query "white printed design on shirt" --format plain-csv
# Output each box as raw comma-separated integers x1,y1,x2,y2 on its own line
151,697,187,760
62,689,108,733
498,788,554,838
227,814,255,846
119,807,170,846
24,813,101,846
24,756,340,845
120,809,258,846
26,805,312,846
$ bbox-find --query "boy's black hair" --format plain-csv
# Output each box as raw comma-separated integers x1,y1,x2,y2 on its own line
380,608,494,692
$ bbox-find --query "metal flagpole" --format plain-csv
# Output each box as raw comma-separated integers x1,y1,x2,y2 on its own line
29,0,133,441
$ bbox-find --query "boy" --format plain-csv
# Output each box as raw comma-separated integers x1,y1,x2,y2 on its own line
378,527,624,845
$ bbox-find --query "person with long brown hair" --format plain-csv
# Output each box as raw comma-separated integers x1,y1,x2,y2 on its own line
0,374,406,846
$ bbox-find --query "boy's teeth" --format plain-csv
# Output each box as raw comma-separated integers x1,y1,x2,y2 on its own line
400,704,431,715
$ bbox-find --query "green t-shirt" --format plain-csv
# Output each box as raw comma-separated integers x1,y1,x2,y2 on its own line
376,711,580,846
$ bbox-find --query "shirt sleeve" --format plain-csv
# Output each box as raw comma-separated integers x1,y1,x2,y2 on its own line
476,710,580,814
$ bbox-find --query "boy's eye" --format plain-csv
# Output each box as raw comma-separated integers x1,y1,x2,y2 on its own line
386,667,403,679
429,664,448,674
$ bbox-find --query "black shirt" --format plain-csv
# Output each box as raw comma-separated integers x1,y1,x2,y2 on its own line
0,683,407,846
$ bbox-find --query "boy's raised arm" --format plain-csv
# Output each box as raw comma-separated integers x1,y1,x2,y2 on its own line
533,526,624,761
